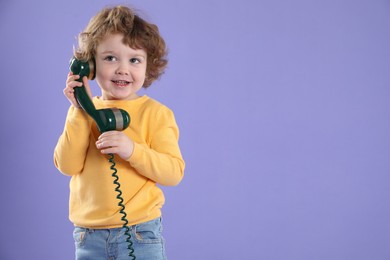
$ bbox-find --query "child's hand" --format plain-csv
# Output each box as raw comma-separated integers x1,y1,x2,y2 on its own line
96,131,135,160
64,72,92,108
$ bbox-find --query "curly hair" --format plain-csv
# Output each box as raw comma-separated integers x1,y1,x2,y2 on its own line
74,5,168,88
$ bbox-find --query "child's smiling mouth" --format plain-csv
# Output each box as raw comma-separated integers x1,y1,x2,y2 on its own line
112,80,131,87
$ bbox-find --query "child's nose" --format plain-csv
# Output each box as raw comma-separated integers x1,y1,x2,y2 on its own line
115,63,130,75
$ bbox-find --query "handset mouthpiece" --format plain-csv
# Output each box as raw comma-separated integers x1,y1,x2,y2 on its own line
97,108,131,132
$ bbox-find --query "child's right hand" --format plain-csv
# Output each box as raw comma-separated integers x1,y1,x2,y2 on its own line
64,72,93,108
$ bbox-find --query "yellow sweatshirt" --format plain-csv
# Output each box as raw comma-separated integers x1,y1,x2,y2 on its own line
54,95,185,228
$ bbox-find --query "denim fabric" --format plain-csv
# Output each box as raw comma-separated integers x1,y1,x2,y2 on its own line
73,218,167,260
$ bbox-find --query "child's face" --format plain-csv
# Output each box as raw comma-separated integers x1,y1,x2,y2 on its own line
95,33,147,100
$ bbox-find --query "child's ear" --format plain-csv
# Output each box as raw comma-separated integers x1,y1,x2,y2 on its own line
89,58,96,80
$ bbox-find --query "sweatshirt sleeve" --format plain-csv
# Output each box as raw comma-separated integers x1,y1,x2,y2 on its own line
127,107,185,186
53,106,92,176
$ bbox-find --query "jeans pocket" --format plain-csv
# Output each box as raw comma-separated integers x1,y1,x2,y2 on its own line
73,227,87,247
134,218,163,244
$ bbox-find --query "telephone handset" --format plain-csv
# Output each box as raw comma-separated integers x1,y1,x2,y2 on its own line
69,57,136,259
69,58,130,133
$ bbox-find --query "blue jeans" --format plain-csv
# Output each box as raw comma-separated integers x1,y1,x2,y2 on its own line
73,218,167,260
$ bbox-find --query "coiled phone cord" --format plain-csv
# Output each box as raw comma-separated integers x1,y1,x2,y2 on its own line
108,153,136,259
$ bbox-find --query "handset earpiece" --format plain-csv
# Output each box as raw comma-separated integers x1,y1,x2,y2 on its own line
69,57,95,81
69,57,130,133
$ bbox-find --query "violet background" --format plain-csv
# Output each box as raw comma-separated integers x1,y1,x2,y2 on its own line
1,0,390,259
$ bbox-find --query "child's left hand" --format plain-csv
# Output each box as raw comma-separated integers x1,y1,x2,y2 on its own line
96,131,134,160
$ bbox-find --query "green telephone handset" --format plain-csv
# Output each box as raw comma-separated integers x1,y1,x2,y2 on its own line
69,58,136,259
69,58,131,133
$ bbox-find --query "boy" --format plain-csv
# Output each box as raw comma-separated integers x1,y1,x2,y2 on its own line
54,5,185,260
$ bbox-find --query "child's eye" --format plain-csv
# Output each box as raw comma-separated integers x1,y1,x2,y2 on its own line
104,55,117,62
130,58,141,64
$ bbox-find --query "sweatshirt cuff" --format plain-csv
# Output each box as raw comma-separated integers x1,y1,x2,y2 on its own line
127,142,143,166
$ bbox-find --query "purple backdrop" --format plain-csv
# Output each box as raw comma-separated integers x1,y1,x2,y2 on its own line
1,0,389,259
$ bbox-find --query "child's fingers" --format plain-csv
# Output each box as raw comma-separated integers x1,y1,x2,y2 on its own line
96,131,133,159
95,136,119,153
98,131,121,139
63,82,81,97
63,79,82,108
66,81,83,90
99,146,118,155
96,135,120,149
66,75,81,86
96,132,124,151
